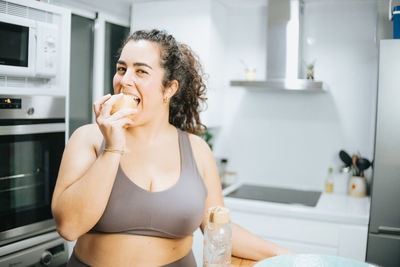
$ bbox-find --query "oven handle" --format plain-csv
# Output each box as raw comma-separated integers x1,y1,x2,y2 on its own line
0,123,65,136
0,168,41,181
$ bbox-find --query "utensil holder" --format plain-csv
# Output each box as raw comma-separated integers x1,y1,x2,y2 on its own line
348,176,367,198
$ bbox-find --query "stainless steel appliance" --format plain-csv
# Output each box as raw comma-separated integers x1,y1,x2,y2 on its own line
0,95,68,266
366,40,400,267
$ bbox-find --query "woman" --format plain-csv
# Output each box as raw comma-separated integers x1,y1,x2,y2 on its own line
52,29,291,267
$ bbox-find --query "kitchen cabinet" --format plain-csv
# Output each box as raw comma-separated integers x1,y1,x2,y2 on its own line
227,209,368,261
223,184,370,262
192,228,203,266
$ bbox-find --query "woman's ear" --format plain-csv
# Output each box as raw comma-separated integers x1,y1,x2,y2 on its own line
166,80,178,98
163,80,178,103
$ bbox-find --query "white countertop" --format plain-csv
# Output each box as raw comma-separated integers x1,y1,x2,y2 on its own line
222,183,370,226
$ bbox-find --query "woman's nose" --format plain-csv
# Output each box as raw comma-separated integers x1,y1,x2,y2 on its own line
121,70,136,87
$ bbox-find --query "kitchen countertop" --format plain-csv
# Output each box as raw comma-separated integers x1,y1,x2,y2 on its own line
222,183,370,226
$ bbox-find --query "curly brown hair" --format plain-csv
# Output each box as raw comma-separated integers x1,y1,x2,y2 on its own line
122,29,208,135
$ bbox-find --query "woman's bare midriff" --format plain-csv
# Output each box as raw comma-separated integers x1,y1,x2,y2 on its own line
74,233,193,267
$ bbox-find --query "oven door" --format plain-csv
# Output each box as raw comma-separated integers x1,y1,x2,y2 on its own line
0,121,65,246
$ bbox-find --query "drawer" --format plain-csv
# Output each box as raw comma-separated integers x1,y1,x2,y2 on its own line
229,210,340,247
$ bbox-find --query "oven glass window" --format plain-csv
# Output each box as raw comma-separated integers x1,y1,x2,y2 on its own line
0,132,64,232
0,21,29,67
0,140,47,212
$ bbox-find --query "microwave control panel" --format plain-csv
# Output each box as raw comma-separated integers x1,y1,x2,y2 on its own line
35,22,58,78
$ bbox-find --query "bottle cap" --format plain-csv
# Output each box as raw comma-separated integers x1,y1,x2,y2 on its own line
207,206,230,224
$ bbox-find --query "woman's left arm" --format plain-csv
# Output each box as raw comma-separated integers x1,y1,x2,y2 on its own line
230,222,293,260
189,134,293,261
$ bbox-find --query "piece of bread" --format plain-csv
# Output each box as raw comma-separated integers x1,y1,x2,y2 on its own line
110,94,138,120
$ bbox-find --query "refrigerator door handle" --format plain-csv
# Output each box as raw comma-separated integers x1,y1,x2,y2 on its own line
378,226,400,235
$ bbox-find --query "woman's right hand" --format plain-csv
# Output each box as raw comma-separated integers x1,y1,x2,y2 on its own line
93,93,137,151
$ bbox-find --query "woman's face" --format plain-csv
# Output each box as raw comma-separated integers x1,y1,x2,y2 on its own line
113,40,167,124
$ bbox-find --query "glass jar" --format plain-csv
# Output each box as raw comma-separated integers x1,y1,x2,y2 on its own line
325,167,334,193
203,206,232,267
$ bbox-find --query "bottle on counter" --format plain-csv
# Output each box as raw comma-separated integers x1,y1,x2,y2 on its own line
203,206,232,267
219,158,228,187
325,167,334,193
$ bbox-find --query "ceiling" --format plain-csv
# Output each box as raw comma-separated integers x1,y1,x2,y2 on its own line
51,0,268,20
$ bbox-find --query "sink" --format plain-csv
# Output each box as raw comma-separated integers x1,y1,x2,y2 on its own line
225,184,321,207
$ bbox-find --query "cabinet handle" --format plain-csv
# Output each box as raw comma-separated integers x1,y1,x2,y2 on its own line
378,226,400,235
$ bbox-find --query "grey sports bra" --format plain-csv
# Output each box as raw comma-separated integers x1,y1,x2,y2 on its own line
89,129,208,238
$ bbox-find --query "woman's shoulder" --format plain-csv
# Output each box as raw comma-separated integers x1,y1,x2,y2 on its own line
69,123,103,151
71,123,101,138
187,132,214,171
187,132,210,154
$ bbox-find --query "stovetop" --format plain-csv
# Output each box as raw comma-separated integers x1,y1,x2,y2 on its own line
226,184,322,207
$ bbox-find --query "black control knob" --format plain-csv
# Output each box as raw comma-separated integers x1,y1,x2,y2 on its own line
27,107,35,115
41,251,53,266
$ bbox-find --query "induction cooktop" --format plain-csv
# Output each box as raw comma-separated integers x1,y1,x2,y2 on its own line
226,184,322,207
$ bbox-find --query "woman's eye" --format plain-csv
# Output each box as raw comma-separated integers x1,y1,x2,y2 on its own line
137,69,148,74
116,66,126,72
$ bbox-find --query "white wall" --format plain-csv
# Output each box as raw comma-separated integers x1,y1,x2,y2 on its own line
131,0,378,191
131,0,230,127
213,0,378,191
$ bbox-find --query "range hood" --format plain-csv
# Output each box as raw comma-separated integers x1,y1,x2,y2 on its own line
231,0,325,92
230,79,324,92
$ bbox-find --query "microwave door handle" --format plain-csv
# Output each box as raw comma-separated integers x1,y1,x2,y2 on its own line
0,123,65,136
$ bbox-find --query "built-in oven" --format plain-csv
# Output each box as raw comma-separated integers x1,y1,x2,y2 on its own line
0,95,69,266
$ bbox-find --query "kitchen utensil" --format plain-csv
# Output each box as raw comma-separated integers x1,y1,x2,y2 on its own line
356,158,371,177
352,155,360,176
339,150,353,167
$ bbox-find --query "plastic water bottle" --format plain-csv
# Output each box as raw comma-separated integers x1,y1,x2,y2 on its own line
394,5,400,39
203,206,232,267
391,0,400,38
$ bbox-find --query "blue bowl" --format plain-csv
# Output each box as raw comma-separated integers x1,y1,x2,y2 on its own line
254,254,378,267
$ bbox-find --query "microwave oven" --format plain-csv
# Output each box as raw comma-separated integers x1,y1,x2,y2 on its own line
0,15,58,78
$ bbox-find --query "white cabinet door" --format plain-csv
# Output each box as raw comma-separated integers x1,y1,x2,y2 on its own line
229,211,340,247
192,228,204,266
338,225,368,261
228,209,367,261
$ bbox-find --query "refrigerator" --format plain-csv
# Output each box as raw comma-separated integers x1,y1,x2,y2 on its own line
366,40,400,267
